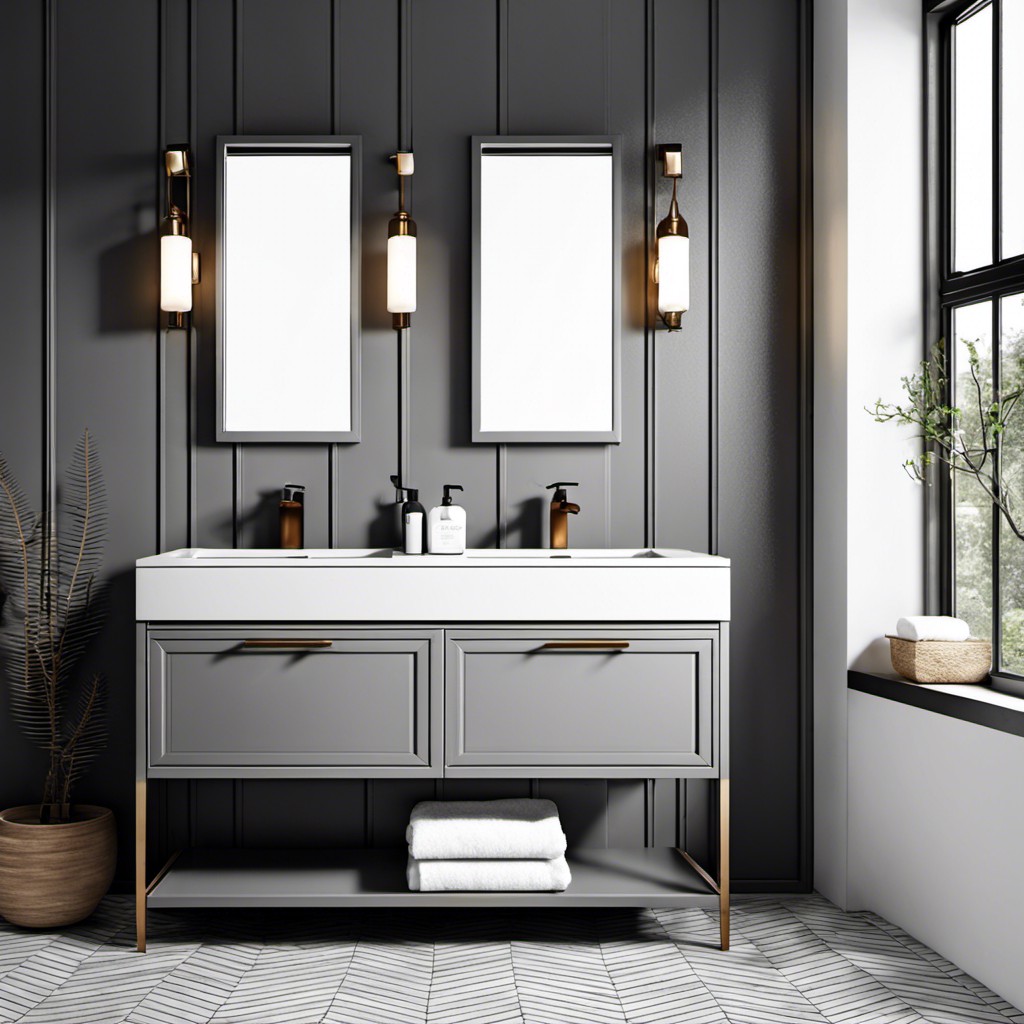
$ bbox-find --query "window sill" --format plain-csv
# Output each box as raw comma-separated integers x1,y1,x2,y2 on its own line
847,670,1024,739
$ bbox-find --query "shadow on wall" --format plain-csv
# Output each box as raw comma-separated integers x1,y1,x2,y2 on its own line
851,635,896,674
99,204,157,333
368,496,399,549
236,488,288,548
471,496,545,550
508,496,544,548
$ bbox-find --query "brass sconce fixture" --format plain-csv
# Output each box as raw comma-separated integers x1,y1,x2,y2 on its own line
387,151,417,331
161,146,200,329
655,144,689,331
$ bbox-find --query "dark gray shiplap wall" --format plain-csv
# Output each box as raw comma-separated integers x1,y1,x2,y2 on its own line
0,0,810,890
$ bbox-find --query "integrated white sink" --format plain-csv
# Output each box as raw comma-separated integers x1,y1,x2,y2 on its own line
136,547,730,622
164,547,683,562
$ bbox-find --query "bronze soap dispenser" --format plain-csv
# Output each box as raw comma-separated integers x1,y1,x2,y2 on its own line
279,483,305,549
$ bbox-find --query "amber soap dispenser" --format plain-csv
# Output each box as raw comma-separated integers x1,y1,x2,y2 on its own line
279,483,305,549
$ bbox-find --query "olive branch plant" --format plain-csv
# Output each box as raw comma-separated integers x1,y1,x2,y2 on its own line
869,338,1024,541
0,430,108,823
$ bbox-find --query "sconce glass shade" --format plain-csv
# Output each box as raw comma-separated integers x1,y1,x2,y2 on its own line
387,232,417,314
655,172,689,330
657,233,689,316
161,233,194,313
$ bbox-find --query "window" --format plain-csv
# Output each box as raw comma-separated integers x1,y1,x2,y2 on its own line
932,0,1024,693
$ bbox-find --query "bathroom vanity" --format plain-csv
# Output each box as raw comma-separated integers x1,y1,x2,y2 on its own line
135,548,730,951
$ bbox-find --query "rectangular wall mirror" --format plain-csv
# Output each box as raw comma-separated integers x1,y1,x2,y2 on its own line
472,136,621,444
216,136,361,442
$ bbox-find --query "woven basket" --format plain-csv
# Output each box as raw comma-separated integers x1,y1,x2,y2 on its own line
887,636,991,684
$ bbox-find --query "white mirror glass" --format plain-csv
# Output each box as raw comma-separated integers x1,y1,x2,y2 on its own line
474,141,618,442
220,145,356,439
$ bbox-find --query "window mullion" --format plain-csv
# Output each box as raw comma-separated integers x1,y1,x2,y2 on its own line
992,296,1002,666
993,0,1002,264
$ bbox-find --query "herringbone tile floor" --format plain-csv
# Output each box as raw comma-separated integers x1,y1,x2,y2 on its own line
0,894,1020,1024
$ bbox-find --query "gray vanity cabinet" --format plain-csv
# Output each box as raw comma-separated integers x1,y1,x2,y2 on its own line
147,629,442,774
136,612,729,953
444,629,717,777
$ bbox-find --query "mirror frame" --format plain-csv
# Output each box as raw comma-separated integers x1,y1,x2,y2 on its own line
215,135,362,443
471,135,622,444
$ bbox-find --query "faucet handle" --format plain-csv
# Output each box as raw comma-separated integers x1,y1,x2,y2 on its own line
546,482,579,506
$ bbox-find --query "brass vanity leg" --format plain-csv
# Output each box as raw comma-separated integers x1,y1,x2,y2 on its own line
719,778,730,951
135,779,146,953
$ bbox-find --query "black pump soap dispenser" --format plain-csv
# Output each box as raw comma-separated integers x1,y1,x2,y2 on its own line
390,474,426,554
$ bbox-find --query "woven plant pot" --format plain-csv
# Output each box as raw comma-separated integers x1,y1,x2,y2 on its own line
887,636,991,684
0,805,116,928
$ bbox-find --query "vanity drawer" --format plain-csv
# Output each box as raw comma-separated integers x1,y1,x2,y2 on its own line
148,629,441,773
445,629,717,774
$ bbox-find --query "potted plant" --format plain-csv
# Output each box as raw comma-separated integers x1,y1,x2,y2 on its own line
0,430,114,928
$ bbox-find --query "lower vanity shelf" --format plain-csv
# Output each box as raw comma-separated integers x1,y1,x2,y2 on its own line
146,846,720,909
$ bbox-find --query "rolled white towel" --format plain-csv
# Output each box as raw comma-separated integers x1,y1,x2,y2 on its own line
896,616,971,643
407,853,571,892
406,799,567,861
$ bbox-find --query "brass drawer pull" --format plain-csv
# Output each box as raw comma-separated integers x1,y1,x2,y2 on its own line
539,640,630,650
241,639,333,649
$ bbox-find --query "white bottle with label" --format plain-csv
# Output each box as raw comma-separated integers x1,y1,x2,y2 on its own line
427,484,466,554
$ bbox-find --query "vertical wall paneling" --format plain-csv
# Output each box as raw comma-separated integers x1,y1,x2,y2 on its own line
1,0,811,889
331,0,400,546
192,0,236,549
187,1,199,546
717,0,803,886
709,0,720,558
45,0,57,519
233,1,332,551
652,0,712,553
607,0,649,548
644,0,656,549
161,0,193,553
504,0,612,550
396,0,411,498
54,0,160,882
408,0,498,547
0,0,48,811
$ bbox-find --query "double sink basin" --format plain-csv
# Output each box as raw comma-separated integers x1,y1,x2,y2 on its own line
136,548,731,622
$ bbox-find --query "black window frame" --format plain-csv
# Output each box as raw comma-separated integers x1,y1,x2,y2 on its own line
926,0,1024,697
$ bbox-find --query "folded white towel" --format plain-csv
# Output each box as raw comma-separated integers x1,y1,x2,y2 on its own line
406,799,567,861
407,853,571,892
896,616,971,643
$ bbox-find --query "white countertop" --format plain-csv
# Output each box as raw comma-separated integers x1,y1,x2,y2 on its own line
136,548,731,622
136,547,730,568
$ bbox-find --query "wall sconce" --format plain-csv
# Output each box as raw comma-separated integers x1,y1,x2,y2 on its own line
388,151,416,331
655,144,689,331
161,146,200,329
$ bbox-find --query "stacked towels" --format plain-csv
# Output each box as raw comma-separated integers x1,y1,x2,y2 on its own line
406,798,571,892
896,615,971,642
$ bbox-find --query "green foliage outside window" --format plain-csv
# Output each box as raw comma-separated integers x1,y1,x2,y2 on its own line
870,300,1024,669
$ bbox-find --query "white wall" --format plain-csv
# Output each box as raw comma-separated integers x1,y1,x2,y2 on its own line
817,3,1024,1008
813,0,925,907
849,691,1024,1010
812,0,851,907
